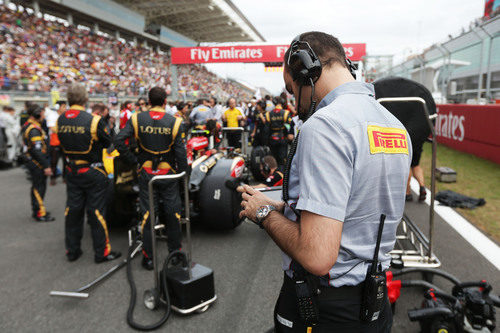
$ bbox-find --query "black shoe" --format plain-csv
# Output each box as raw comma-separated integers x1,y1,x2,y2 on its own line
67,249,83,262
95,251,122,264
418,186,427,202
405,194,413,202
142,256,154,271
33,215,55,222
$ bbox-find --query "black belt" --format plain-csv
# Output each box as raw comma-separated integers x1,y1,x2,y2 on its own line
283,273,364,300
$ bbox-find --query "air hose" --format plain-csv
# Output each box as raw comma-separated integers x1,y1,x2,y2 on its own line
126,239,173,331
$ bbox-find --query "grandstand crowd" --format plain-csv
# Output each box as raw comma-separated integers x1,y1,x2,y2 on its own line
0,3,252,101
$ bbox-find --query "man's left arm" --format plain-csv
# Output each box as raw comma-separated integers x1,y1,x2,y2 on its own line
240,115,354,276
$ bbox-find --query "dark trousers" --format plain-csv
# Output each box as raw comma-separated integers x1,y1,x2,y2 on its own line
50,145,65,180
138,170,182,258
65,167,111,259
274,274,392,333
270,141,287,168
227,132,241,148
27,161,47,217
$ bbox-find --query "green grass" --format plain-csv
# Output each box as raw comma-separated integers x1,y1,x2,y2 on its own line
419,143,500,243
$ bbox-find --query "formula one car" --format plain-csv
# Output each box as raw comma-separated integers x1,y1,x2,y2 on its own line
105,127,248,231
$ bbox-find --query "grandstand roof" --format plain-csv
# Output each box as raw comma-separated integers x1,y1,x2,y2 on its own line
113,0,266,43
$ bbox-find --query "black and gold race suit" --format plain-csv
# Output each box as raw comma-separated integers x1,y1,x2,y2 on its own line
265,106,290,167
114,106,188,258
57,105,114,260
22,119,50,218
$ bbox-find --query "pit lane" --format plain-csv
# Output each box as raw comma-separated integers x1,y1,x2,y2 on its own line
0,166,498,332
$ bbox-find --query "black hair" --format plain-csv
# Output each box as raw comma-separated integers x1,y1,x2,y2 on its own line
284,31,348,74
27,103,42,118
256,100,266,110
137,97,147,104
56,100,67,105
265,95,271,100
274,97,285,106
148,87,167,107
176,102,187,111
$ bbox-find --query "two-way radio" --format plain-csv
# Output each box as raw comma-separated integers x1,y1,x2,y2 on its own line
360,214,388,322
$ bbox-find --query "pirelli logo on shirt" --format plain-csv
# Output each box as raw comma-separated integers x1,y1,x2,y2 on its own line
367,125,409,155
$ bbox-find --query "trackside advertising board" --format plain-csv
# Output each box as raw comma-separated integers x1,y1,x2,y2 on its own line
436,104,500,164
171,44,366,64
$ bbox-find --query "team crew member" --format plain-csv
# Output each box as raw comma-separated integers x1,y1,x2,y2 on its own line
264,95,275,112
115,87,188,271
253,155,283,188
21,104,55,222
209,97,223,125
222,97,245,148
57,84,120,263
239,32,411,332
189,97,213,126
251,100,268,146
46,100,67,185
266,97,290,167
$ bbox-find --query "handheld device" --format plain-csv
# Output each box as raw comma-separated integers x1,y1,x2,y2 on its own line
360,214,387,322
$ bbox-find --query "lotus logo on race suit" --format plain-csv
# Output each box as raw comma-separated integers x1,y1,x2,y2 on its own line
367,125,409,155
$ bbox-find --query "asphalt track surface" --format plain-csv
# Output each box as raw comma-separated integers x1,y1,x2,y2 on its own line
0,165,498,332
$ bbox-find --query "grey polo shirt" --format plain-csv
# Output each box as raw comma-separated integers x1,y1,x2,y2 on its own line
283,82,412,287
189,104,213,125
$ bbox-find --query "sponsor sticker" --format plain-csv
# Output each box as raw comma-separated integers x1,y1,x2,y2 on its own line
367,125,408,155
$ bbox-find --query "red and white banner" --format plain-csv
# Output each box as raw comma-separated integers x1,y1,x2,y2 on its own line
436,104,500,164
171,44,366,64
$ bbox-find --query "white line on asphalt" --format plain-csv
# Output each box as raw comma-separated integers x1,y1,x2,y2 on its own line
410,178,500,270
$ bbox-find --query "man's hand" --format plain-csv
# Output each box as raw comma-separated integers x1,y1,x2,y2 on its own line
44,168,53,176
237,184,284,222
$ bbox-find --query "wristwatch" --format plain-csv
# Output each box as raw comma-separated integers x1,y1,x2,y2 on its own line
255,205,276,228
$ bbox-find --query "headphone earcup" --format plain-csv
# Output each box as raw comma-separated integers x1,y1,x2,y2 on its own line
289,49,322,85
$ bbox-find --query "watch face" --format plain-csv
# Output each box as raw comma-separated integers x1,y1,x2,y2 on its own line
257,206,269,220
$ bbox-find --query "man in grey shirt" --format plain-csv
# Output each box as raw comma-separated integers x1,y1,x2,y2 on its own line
189,97,214,126
239,32,410,332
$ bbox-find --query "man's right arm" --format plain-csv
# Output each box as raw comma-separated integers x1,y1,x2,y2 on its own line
114,119,137,165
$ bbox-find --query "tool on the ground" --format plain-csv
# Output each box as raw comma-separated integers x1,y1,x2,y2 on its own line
126,172,216,331
435,166,457,183
378,97,440,269
388,268,500,333
49,235,142,298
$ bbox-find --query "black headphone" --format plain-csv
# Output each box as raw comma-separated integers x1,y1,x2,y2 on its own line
287,34,357,82
287,35,322,85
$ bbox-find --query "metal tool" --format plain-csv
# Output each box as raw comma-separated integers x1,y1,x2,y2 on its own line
49,239,142,298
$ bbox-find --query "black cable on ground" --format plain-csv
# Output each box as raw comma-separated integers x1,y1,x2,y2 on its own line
126,240,171,331
392,267,461,285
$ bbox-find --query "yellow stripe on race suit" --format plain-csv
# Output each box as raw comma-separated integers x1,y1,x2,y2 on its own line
140,211,150,233
33,189,46,217
90,115,101,142
95,209,111,255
